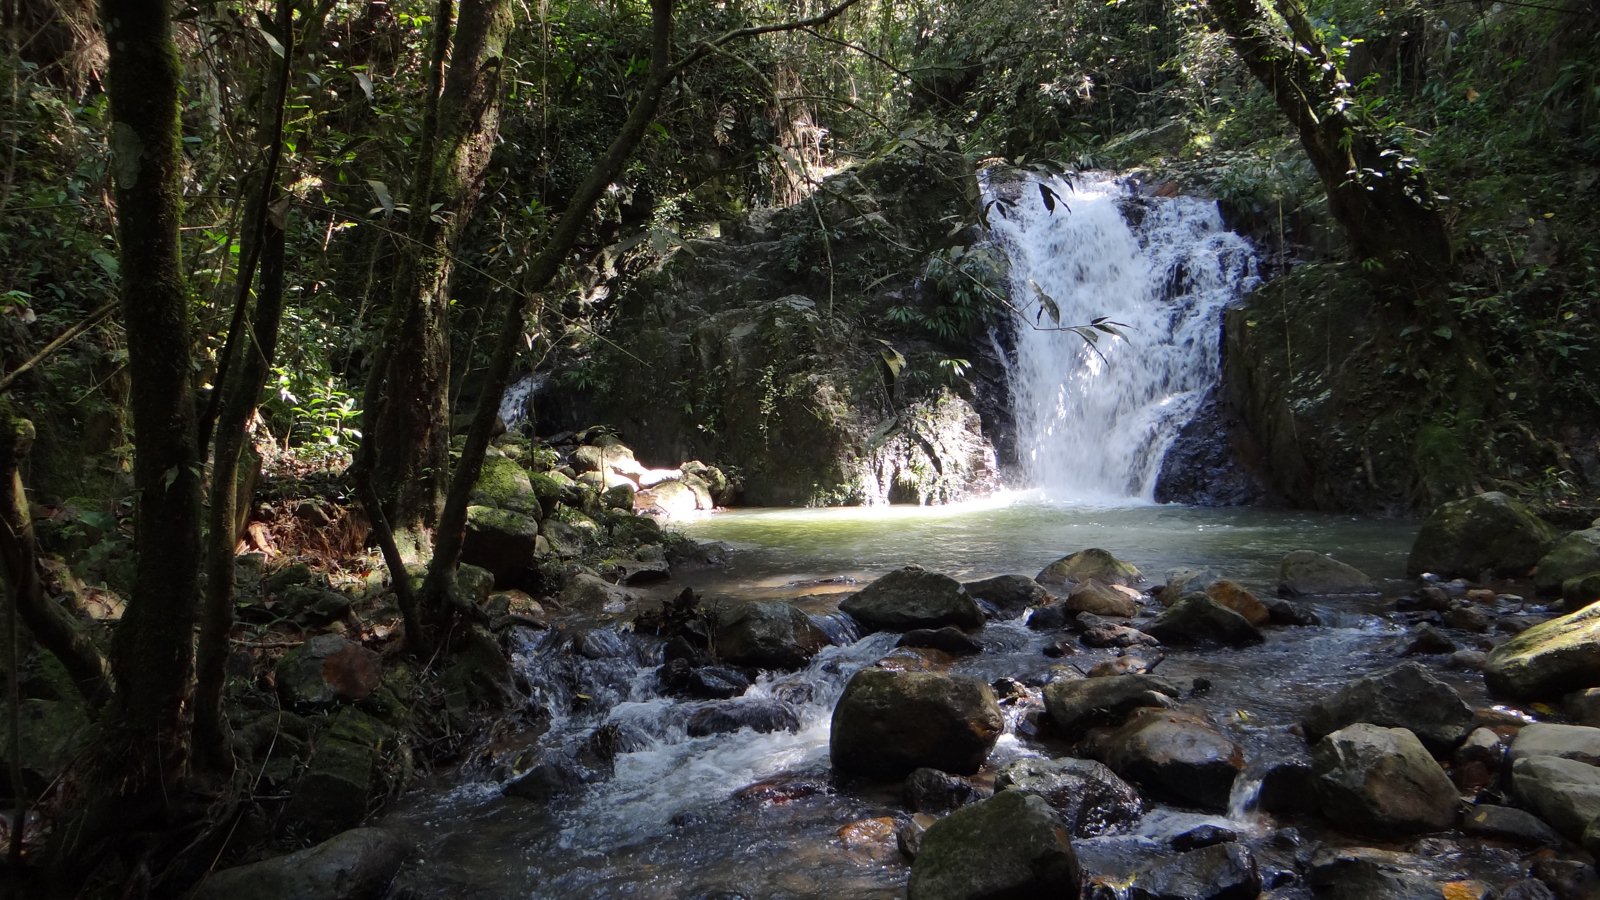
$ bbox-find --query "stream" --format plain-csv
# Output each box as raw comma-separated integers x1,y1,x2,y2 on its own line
382,498,1537,898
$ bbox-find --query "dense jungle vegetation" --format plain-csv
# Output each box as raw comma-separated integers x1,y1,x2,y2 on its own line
0,0,1597,895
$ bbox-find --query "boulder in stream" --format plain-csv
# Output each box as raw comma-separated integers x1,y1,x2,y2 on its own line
904,766,990,814
713,601,829,670
1300,661,1474,754
1140,594,1263,648
1535,527,1600,595
1511,754,1600,840
994,757,1144,837
1042,673,1183,734
830,667,1003,778
1037,547,1143,588
1277,550,1375,596
1508,722,1600,767
907,790,1081,900
1306,847,1445,900
839,566,984,633
1484,602,1600,700
1084,708,1243,811
686,698,801,737
1406,491,1558,578
1310,724,1458,836
191,827,408,900
1128,841,1262,900
963,573,1049,618
1062,579,1140,618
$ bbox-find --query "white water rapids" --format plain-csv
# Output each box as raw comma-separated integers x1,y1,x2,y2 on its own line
986,172,1258,501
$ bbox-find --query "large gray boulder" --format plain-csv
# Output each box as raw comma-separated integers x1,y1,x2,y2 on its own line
1086,709,1244,811
1042,674,1183,735
839,566,984,633
1536,527,1600,595
1141,594,1263,648
1038,548,1143,588
192,828,408,900
962,573,1049,618
907,790,1081,900
1484,602,1600,700
1311,724,1458,836
830,667,1002,778
1128,842,1262,900
1301,662,1474,754
1278,550,1375,596
1406,491,1558,578
1511,754,1600,840
713,601,829,670
1508,723,1600,767
995,757,1144,837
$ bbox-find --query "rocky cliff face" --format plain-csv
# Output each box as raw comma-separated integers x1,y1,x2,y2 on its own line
540,146,1007,506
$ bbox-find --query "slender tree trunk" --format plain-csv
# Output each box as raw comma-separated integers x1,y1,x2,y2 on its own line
89,0,201,835
364,0,512,560
422,0,680,613
0,402,111,704
192,0,294,773
1204,0,1452,288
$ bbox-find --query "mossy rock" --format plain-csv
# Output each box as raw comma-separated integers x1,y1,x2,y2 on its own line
283,709,405,840
1485,602,1600,700
470,455,541,516
1407,491,1558,578
1037,548,1143,588
1537,528,1600,595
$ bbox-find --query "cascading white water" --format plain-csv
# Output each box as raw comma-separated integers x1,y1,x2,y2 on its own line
985,172,1257,502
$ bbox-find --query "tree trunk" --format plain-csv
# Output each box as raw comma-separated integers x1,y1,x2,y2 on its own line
422,0,681,615
192,0,294,773
87,0,201,839
0,402,111,705
1204,0,1452,288
364,0,513,558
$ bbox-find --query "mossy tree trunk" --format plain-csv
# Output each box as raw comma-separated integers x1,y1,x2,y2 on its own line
1204,0,1453,291
362,0,513,561
80,0,202,851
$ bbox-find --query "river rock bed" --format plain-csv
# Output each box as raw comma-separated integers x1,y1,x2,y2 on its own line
361,505,1600,899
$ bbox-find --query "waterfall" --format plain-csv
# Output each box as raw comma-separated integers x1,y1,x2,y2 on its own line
986,172,1257,502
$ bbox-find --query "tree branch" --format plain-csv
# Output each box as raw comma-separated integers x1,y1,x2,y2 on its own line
668,0,870,76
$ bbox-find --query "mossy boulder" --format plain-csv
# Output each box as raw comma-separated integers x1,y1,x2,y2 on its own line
1407,491,1558,578
1141,594,1263,647
830,667,1003,778
283,709,406,840
1485,602,1600,700
1536,527,1600,595
840,566,984,633
1278,550,1375,596
461,505,541,586
469,454,541,515
1037,548,1143,588
907,791,1080,900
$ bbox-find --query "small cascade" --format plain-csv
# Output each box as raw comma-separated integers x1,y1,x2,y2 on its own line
497,372,547,431
493,621,899,848
984,172,1257,501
